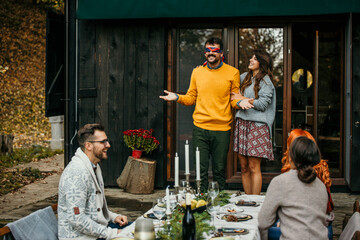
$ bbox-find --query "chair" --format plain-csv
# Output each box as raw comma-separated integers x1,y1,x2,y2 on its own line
340,200,360,240
0,204,57,240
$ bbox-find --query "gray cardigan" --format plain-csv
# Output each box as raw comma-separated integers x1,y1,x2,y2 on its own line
258,170,328,240
58,148,121,240
235,72,276,134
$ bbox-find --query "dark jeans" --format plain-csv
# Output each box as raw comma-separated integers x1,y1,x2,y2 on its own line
97,221,133,240
268,222,333,240
192,126,230,192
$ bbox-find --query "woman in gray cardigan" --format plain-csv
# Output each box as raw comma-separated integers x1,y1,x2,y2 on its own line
258,136,328,240
231,49,276,195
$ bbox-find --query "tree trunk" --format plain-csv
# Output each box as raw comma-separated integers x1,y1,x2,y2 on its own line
0,135,14,156
117,156,156,194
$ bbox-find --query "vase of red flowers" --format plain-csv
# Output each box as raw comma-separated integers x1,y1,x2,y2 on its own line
131,149,143,159
119,129,159,193
123,128,160,158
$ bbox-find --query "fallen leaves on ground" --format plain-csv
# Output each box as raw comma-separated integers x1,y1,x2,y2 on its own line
0,168,53,196
0,0,52,148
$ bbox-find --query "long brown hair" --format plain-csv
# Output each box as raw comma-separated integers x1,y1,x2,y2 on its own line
281,129,332,188
240,49,275,98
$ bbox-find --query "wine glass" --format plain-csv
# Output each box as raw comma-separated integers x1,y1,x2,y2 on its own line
208,181,219,199
179,179,187,200
169,191,178,210
152,198,166,231
206,195,220,231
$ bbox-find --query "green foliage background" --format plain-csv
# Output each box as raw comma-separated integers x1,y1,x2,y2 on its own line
0,0,63,148
0,0,64,195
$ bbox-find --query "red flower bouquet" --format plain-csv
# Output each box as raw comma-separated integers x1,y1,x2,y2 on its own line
123,128,160,154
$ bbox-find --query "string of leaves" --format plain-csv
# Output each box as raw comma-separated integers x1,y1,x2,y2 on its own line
157,207,213,240
156,191,231,239
196,191,231,206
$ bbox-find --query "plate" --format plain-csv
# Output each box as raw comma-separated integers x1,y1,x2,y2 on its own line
219,204,244,214
221,214,253,222
112,238,134,240
143,213,166,220
235,200,259,207
219,228,249,235
210,237,234,240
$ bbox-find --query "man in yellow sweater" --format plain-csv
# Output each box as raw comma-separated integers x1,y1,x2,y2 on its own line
160,37,240,191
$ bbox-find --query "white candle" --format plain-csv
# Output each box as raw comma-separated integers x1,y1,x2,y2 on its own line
174,152,179,187
196,147,200,180
185,140,190,174
166,186,171,215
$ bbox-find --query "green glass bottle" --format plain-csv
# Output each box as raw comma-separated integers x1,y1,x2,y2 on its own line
182,193,196,239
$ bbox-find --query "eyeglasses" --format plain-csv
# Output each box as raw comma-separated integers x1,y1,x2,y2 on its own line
88,139,111,145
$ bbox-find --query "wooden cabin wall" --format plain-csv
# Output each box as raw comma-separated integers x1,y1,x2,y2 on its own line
78,20,166,187
351,13,360,191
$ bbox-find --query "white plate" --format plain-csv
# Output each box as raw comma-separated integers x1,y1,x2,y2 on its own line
219,204,244,214
210,237,234,240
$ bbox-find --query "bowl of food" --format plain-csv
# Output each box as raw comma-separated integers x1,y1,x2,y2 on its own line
180,199,208,213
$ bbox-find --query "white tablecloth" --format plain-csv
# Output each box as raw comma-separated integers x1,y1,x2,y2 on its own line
119,194,265,240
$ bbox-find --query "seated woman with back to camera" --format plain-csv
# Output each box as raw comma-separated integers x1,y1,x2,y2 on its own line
265,129,334,240
281,129,334,218
258,136,328,240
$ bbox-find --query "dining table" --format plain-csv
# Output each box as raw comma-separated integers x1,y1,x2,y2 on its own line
118,194,266,240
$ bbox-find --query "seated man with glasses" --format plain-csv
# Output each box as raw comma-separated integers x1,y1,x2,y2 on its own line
58,123,129,240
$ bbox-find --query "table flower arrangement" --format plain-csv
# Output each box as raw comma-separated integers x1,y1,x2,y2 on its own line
123,128,160,158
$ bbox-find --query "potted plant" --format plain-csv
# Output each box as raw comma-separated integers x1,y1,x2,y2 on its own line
118,128,159,194
123,128,160,159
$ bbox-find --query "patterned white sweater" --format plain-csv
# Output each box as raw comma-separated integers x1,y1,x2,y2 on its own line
58,148,122,240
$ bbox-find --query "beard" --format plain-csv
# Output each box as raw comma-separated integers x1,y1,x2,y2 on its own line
93,146,108,161
207,54,220,64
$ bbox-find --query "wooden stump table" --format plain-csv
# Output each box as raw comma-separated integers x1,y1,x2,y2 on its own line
116,156,156,194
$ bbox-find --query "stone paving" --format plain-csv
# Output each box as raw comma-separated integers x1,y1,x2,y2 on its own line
0,154,359,240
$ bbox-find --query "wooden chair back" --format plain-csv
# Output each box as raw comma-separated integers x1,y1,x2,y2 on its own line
0,203,57,237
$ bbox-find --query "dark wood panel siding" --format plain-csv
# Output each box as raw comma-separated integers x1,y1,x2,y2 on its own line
78,20,96,126
148,26,166,188
107,25,126,183
351,14,360,191
136,26,149,128
78,21,166,187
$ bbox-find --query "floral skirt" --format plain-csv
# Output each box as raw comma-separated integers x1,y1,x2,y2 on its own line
234,118,274,161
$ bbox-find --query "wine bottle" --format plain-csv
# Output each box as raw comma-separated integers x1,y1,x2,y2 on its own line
182,193,196,239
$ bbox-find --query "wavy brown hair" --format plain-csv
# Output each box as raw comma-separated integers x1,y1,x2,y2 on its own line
240,49,275,98
281,129,332,187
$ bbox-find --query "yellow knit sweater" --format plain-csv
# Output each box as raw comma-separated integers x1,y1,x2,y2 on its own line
177,63,240,131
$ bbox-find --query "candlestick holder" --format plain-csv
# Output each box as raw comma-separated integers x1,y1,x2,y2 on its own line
196,179,201,196
185,173,190,190
184,173,195,194
174,185,179,194
166,212,171,223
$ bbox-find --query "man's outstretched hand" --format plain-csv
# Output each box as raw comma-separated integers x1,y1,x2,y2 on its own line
159,90,177,101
